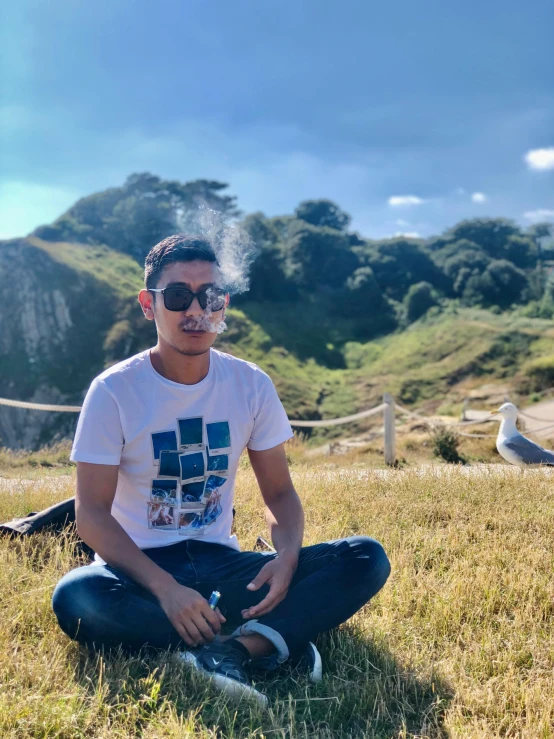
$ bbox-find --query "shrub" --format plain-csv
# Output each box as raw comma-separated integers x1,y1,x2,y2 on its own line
403,281,438,323
343,341,383,369
431,427,465,464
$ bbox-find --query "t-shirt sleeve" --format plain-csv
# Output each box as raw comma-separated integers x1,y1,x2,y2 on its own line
247,374,294,452
70,378,124,465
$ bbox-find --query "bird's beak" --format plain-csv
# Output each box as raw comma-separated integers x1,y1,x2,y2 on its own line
488,411,499,419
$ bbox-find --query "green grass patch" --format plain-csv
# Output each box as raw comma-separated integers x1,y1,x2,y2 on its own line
2,466,554,736
30,237,144,299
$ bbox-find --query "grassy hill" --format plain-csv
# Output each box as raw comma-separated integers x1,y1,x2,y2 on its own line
3,234,554,449
345,307,554,411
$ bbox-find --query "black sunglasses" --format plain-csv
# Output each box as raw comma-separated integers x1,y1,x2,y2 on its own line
149,285,226,312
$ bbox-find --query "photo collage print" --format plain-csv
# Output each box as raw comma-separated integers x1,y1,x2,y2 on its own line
148,417,231,537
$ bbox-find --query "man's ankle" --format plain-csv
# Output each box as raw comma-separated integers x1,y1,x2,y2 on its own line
233,634,275,659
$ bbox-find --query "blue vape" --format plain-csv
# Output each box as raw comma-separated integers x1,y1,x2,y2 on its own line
208,590,221,610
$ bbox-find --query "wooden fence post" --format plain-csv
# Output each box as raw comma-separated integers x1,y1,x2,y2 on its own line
383,393,396,466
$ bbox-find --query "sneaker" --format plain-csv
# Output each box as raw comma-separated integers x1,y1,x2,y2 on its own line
248,641,323,683
179,639,268,708
296,641,323,683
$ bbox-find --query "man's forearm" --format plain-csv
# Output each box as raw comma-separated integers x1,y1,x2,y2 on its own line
265,488,304,563
76,505,177,600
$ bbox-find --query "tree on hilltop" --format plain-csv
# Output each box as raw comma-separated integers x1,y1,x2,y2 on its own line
444,218,525,262
355,237,448,301
240,213,297,302
339,266,397,338
34,173,240,263
463,259,528,309
282,220,359,290
294,200,351,231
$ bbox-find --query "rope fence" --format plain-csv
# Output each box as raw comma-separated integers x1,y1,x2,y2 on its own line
288,404,386,428
0,397,82,412
2,390,554,465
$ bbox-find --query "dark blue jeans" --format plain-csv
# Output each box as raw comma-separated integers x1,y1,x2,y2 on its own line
52,536,390,662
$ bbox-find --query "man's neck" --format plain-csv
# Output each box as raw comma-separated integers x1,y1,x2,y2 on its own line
149,343,211,385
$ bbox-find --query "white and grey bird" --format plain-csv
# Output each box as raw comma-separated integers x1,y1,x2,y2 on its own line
491,402,554,467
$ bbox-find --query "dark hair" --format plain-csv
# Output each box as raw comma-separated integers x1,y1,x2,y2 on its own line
144,234,219,289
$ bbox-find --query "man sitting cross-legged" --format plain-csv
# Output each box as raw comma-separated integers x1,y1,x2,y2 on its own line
52,234,391,706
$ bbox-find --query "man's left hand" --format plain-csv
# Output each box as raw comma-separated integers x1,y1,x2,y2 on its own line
241,556,298,619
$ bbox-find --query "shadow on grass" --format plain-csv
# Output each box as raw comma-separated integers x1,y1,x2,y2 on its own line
4,526,453,735
72,624,453,739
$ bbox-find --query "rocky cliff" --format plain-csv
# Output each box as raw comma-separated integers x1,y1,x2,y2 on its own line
0,237,155,449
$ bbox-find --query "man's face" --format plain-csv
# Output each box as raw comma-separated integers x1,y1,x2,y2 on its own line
139,260,229,357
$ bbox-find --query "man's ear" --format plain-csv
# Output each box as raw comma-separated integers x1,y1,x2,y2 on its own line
138,289,155,321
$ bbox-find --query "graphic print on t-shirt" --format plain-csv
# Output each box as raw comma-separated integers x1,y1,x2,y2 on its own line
147,417,230,537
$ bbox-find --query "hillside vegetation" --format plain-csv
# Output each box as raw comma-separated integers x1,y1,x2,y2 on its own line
1,172,553,448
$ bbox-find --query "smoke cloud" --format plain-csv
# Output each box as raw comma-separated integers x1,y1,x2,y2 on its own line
176,205,258,295
180,313,228,335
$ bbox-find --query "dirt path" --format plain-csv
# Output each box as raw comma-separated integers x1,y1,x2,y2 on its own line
2,467,553,496
519,399,554,438
0,475,73,495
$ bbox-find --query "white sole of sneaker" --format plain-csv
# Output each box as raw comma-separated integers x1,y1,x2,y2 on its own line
308,642,323,683
179,652,269,708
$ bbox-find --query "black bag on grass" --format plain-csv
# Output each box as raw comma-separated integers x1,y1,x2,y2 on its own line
0,497,94,559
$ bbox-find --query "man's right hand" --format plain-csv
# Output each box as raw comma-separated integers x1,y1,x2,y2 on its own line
75,464,225,649
158,583,226,647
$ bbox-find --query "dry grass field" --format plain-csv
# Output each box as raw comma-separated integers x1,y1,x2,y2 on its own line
1,460,554,738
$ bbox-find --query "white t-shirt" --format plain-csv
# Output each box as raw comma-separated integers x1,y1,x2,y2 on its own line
71,348,293,561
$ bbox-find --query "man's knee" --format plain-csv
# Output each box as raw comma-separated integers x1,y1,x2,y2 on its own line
52,566,110,642
342,536,391,591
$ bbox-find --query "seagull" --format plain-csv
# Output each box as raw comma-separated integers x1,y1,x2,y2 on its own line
491,402,554,467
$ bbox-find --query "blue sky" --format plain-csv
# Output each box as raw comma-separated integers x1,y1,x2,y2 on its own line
1,0,553,240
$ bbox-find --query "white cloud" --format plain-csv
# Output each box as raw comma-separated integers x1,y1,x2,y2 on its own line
523,209,554,222
524,147,554,171
395,219,409,226
393,231,421,238
471,192,487,203
388,195,425,207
